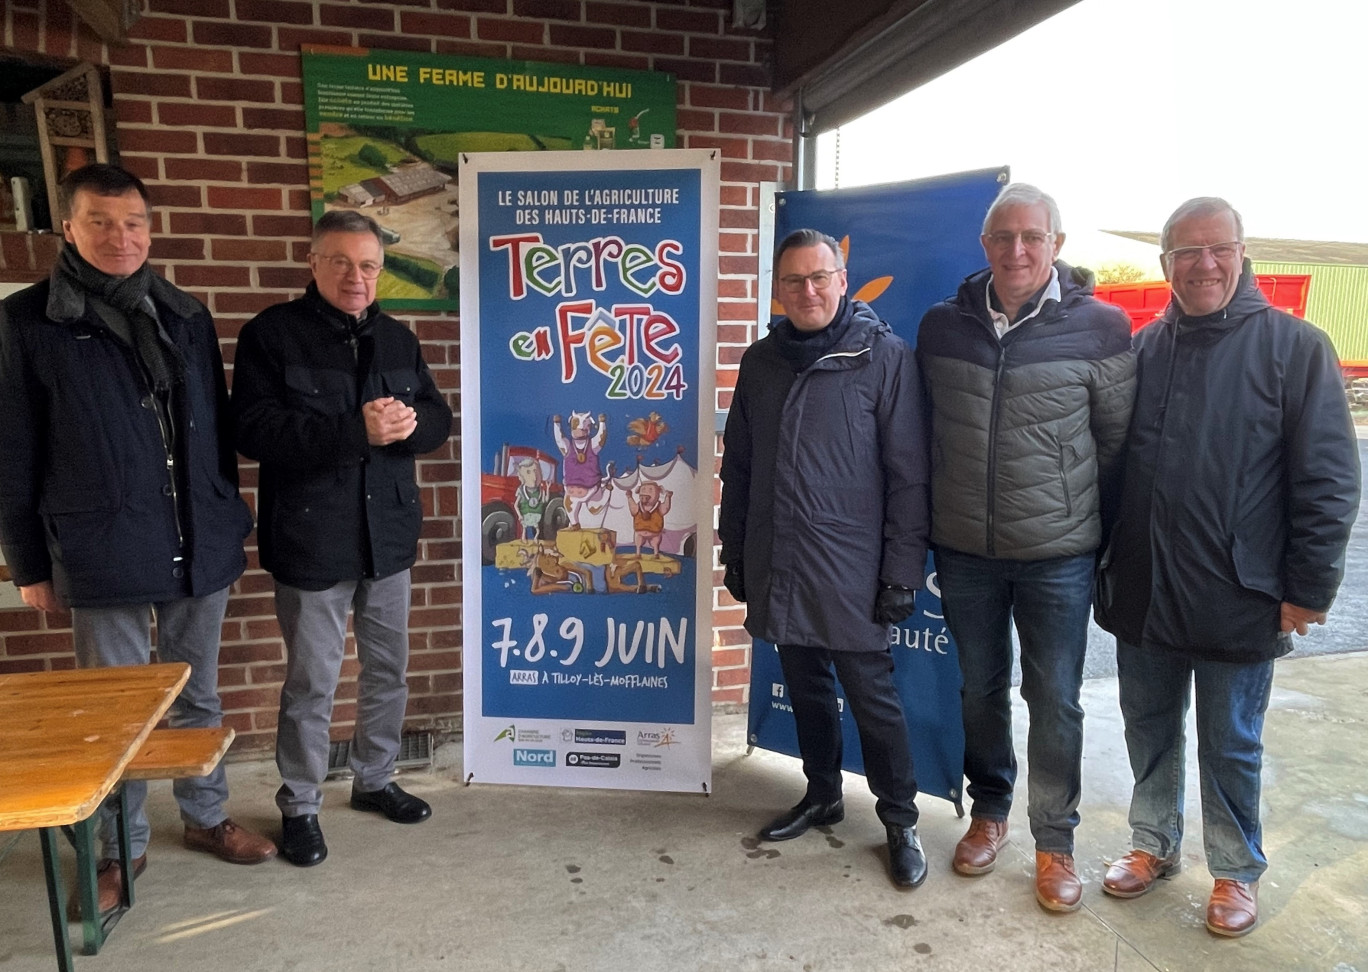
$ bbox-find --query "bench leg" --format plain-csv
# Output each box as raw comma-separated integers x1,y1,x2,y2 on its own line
114,785,135,909
39,827,75,972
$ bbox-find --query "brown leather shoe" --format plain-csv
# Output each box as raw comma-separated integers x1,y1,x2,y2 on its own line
184,818,278,864
1103,849,1181,898
1206,879,1258,937
952,817,1009,875
66,853,147,920
1035,851,1083,913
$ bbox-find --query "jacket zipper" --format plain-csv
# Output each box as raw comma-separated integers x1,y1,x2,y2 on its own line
985,352,1005,556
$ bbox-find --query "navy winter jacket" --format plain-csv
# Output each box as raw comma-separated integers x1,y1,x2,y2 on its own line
0,274,252,607
1095,268,1360,663
718,299,930,651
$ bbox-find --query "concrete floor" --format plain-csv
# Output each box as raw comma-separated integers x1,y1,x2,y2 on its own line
2,652,1365,972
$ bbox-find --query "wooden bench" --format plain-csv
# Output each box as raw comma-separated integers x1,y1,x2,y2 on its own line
123,727,235,781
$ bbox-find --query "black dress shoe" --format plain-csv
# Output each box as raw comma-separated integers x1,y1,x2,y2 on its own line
350,782,432,824
280,813,328,867
887,824,928,889
758,798,844,841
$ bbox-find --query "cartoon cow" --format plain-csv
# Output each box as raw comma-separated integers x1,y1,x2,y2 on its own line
552,411,610,528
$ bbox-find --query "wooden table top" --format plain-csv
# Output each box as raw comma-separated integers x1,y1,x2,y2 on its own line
0,663,190,830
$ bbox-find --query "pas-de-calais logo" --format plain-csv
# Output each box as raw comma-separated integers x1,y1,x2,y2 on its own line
513,749,556,767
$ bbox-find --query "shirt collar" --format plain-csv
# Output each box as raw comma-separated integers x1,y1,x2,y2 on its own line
986,266,1060,339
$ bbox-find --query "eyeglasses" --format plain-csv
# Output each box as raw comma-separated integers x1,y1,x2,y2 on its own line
982,231,1055,250
314,253,384,279
1162,241,1243,266
778,269,844,292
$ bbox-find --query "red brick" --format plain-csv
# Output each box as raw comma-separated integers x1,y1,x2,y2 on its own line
433,39,507,58
653,57,715,84
280,81,304,106
751,138,791,163
587,1,650,28
152,46,235,73
320,3,396,30
400,11,473,36
221,642,283,666
220,687,283,710
357,33,433,53
216,291,290,314
210,239,288,262
257,266,312,289
113,97,154,124
720,62,769,87
689,84,750,111
475,17,544,44
621,29,685,55
149,184,204,209
582,50,651,71
236,0,315,24
245,161,310,186
3,632,72,655
192,20,273,48
111,71,193,98
513,0,580,20
437,0,504,9
251,213,313,237
720,207,759,230
203,132,282,158
276,27,353,50
689,35,751,61
238,52,304,78
109,46,149,68
721,160,781,183
715,665,750,687
411,563,456,584
158,102,238,128
173,264,252,287
164,157,242,182
117,128,199,154
149,0,230,14
677,107,715,132
0,658,48,674
169,211,249,236
511,44,577,64
718,300,757,321
718,184,748,207
196,76,277,103
718,110,781,138
242,106,305,131
150,237,205,261
126,15,187,42
655,6,722,33
10,11,39,52
548,23,616,48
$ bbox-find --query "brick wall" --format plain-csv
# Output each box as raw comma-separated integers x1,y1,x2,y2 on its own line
0,0,789,752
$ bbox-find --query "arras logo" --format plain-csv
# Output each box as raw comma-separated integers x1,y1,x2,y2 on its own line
635,728,679,748
513,748,556,766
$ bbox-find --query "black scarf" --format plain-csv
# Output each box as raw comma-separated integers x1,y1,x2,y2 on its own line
770,296,857,373
56,244,185,393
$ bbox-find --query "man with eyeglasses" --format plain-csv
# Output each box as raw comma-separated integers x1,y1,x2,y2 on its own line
0,163,279,916
915,183,1135,912
1095,197,1359,937
720,228,931,890
232,209,452,866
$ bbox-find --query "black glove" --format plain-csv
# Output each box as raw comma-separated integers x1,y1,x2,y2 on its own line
874,584,917,625
723,562,746,603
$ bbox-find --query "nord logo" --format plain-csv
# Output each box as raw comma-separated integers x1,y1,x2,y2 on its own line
509,670,539,685
513,748,556,766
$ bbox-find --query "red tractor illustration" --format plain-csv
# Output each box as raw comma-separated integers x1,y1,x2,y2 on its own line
480,444,570,564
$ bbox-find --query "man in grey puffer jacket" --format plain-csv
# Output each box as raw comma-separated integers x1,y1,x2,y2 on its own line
916,183,1135,913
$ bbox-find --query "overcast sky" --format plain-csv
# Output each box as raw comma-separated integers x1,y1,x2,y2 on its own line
816,0,1365,268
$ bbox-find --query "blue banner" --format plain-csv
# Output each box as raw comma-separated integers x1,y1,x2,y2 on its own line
461,150,718,791
748,167,1009,808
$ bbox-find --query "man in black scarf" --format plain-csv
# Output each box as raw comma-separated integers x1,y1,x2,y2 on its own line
0,165,277,919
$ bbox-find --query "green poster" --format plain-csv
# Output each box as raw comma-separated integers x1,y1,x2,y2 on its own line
300,45,677,309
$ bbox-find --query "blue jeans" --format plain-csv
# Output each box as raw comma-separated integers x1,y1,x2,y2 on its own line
935,549,1093,853
1115,640,1273,882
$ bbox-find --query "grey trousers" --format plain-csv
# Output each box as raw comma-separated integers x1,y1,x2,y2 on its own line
273,571,412,816
71,586,233,859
